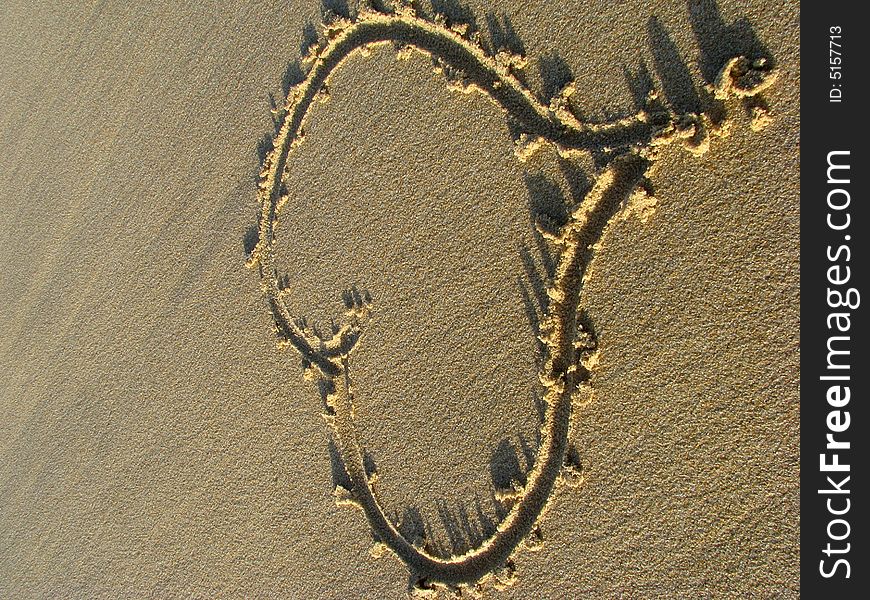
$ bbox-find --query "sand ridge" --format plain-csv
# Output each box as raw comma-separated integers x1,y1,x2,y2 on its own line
245,2,779,595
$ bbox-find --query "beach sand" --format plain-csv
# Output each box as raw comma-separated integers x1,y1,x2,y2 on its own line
1,0,798,597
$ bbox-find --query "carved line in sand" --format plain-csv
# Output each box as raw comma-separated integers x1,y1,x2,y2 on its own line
246,4,776,596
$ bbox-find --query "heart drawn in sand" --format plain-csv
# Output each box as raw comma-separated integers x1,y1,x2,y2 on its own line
246,4,776,596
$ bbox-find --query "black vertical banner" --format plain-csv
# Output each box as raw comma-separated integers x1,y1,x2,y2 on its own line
802,3,868,597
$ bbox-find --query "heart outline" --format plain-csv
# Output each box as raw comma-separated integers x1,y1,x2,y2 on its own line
246,5,777,595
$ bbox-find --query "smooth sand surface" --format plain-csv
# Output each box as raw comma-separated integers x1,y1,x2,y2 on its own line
1,0,798,597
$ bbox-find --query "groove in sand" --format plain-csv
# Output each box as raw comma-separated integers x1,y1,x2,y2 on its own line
246,5,777,595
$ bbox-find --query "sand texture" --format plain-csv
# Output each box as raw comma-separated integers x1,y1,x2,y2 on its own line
1,0,799,597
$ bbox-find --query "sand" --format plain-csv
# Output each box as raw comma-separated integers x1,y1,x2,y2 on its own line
1,0,799,597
